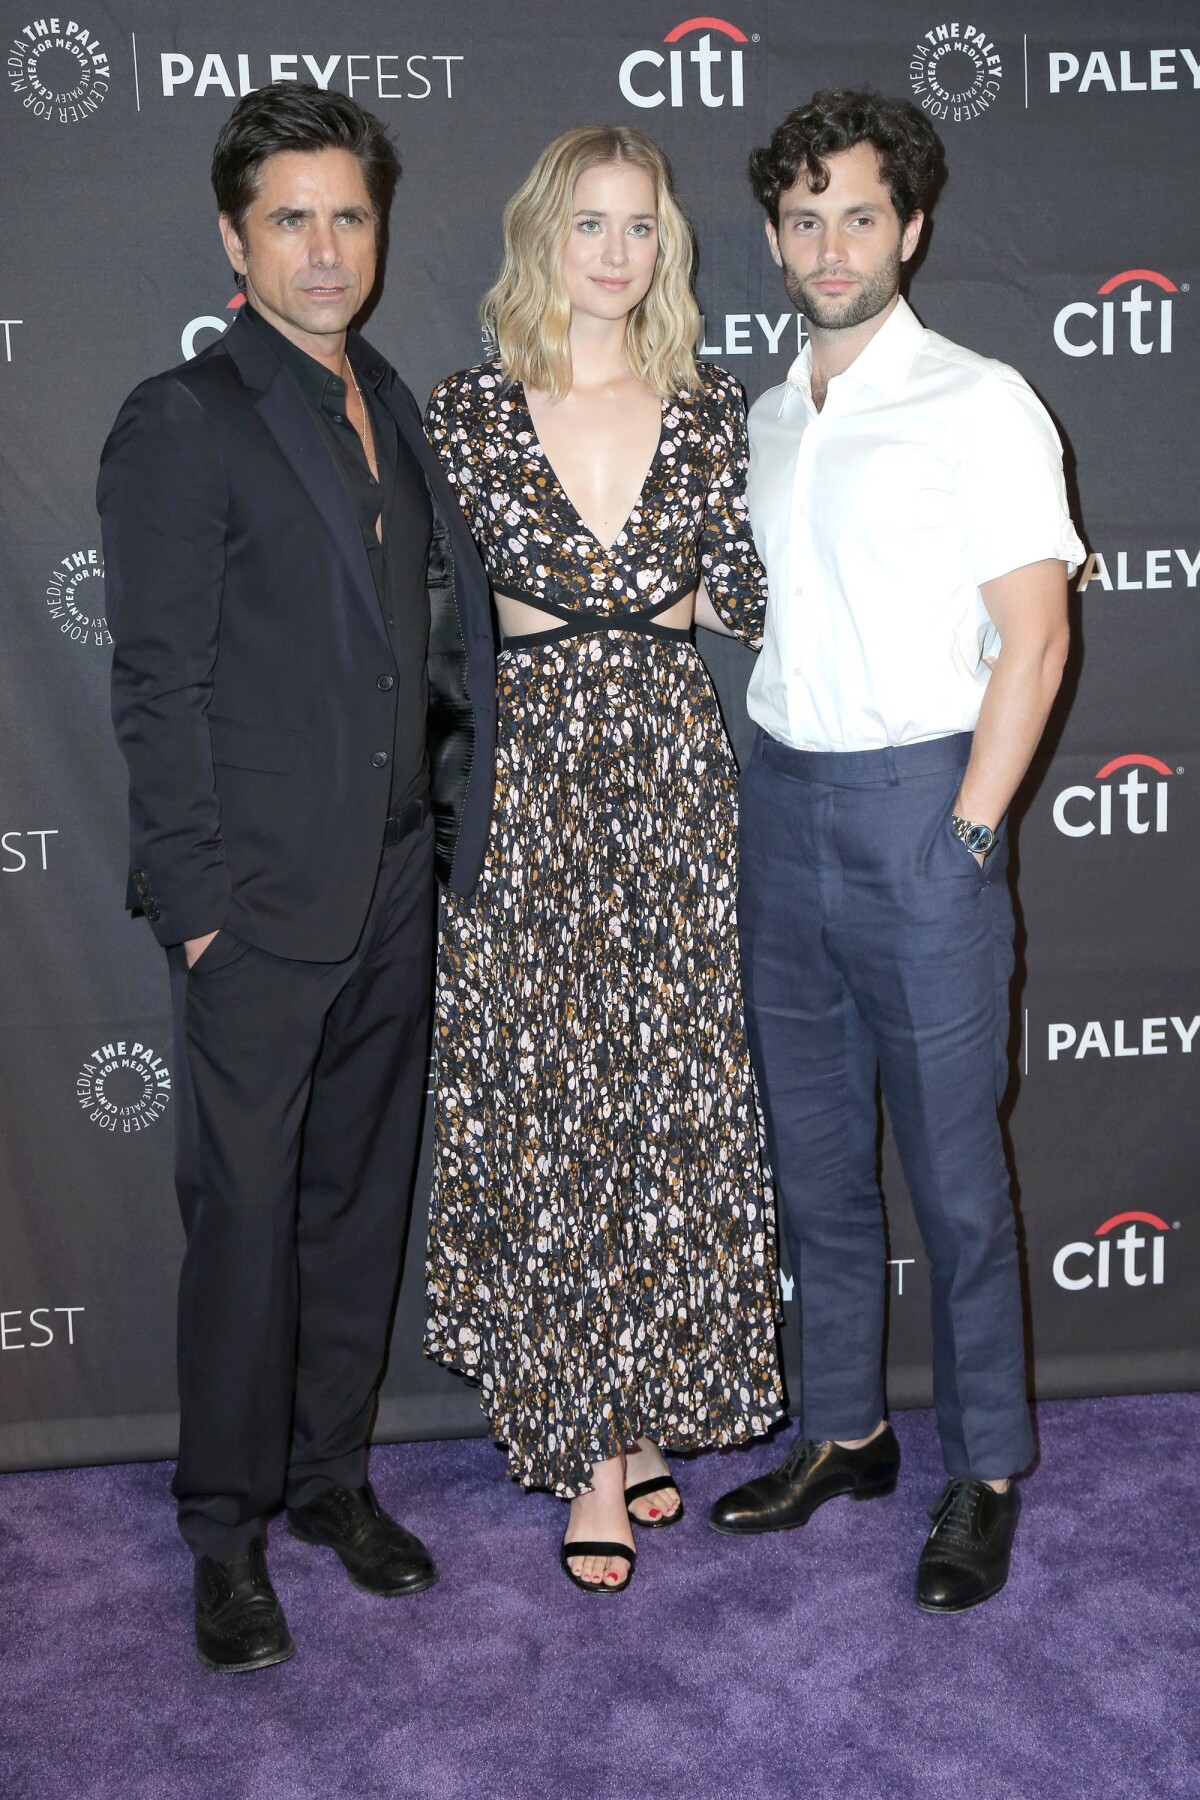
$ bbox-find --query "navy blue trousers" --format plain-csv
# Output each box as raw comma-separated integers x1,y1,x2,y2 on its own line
739,729,1034,1481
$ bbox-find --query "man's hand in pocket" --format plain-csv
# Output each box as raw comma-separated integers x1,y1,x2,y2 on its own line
184,931,219,969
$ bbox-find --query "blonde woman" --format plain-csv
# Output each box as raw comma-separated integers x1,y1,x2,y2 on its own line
424,126,784,1594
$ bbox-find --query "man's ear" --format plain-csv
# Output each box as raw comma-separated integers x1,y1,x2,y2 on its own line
900,209,924,265
765,217,783,270
219,212,249,280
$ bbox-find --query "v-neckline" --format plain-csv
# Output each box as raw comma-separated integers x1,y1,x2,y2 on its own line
516,381,666,558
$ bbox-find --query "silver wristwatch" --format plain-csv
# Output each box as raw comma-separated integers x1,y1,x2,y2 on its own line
951,815,997,857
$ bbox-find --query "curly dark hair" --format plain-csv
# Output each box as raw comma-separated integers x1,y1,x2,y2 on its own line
749,89,943,227
212,82,400,239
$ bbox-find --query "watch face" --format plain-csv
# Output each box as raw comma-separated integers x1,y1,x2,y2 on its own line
964,822,995,853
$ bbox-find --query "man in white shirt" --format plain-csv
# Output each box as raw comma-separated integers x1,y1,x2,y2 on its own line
709,90,1084,1612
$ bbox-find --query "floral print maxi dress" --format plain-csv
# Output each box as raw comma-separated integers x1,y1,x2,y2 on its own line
423,359,784,1497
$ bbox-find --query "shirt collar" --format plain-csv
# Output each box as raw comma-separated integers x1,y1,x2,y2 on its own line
243,303,384,409
781,295,924,411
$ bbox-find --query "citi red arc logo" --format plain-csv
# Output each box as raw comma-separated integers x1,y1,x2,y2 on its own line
620,17,749,108
663,17,747,40
1055,269,1179,357
1053,753,1172,838
181,291,244,361
1053,1212,1172,1290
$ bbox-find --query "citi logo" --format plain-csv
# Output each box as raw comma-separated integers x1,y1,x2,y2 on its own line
1054,269,1179,358
1052,1212,1174,1291
1052,754,1173,838
182,290,244,362
619,17,749,109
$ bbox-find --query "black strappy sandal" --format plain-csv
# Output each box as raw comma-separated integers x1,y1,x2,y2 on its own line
560,1537,637,1595
625,1475,686,1530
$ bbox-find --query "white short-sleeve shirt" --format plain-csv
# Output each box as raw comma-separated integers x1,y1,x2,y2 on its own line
745,297,1085,752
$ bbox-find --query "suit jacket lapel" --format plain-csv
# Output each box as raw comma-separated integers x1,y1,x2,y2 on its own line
222,314,387,648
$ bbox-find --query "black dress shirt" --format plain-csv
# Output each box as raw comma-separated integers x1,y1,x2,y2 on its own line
244,305,432,814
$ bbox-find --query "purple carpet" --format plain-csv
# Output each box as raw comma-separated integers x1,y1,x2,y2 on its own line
1,1394,1196,1799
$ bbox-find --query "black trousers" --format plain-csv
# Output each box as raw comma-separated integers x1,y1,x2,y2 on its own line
166,817,435,1560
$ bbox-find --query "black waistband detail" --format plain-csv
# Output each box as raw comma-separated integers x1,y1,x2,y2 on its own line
383,792,430,847
497,576,698,649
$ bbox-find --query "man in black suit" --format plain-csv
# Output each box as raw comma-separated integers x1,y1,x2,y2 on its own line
98,84,495,1672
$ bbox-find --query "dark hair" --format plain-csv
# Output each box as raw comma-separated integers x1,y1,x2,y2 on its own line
211,82,400,239
749,88,943,228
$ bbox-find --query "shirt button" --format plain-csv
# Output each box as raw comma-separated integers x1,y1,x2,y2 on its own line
377,673,395,691
332,412,346,424
792,665,803,678
371,751,389,768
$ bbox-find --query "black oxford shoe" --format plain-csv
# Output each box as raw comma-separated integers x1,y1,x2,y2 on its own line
708,1425,901,1535
915,1478,1020,1614
287,1482,438,1596
194,1538,295,1673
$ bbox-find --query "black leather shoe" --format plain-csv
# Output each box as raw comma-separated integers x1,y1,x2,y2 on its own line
708,1425,901,1535
287,1482,438,1596
193,1539,295,1673
915,1478,1020,1613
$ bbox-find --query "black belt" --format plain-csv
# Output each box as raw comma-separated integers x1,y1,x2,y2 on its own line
382,794,430,847
497,576,699,649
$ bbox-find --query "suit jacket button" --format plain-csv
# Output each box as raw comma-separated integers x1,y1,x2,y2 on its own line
372,751,389,768
377,673,395,691
145,905,161,922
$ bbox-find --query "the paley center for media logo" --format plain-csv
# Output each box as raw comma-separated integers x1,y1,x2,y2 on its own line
1054,269,1183,359
908,20,1002,123
43,547,110,648
77,1039,171,1133
7,16,110,122
619,16,753,109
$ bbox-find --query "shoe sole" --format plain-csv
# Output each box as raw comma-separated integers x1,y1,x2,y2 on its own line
707,1473,899,1536
564,1572,635,1595
914,1578,1009,1615
628,1502,686,1531
286,1523,439,1596
195,1637,296,1674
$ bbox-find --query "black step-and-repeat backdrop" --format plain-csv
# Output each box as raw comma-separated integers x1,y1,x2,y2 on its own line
2,2,1197,1469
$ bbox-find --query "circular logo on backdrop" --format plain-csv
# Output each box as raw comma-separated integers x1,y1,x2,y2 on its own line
7,18,111,123
44,549,111,648
77,1040,172,1134
909,22,1003,123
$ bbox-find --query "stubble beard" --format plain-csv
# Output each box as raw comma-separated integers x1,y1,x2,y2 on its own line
782,241,903,332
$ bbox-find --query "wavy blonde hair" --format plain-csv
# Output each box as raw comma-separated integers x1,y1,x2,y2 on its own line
482,125,701,400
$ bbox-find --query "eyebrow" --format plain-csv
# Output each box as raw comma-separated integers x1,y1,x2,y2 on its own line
572,208,656,220
263,204,371,220
781,200,887,220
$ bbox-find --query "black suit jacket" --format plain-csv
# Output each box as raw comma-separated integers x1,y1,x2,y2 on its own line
99,310,495,961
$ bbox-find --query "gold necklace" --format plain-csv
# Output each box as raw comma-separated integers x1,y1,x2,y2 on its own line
346,357,377,476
